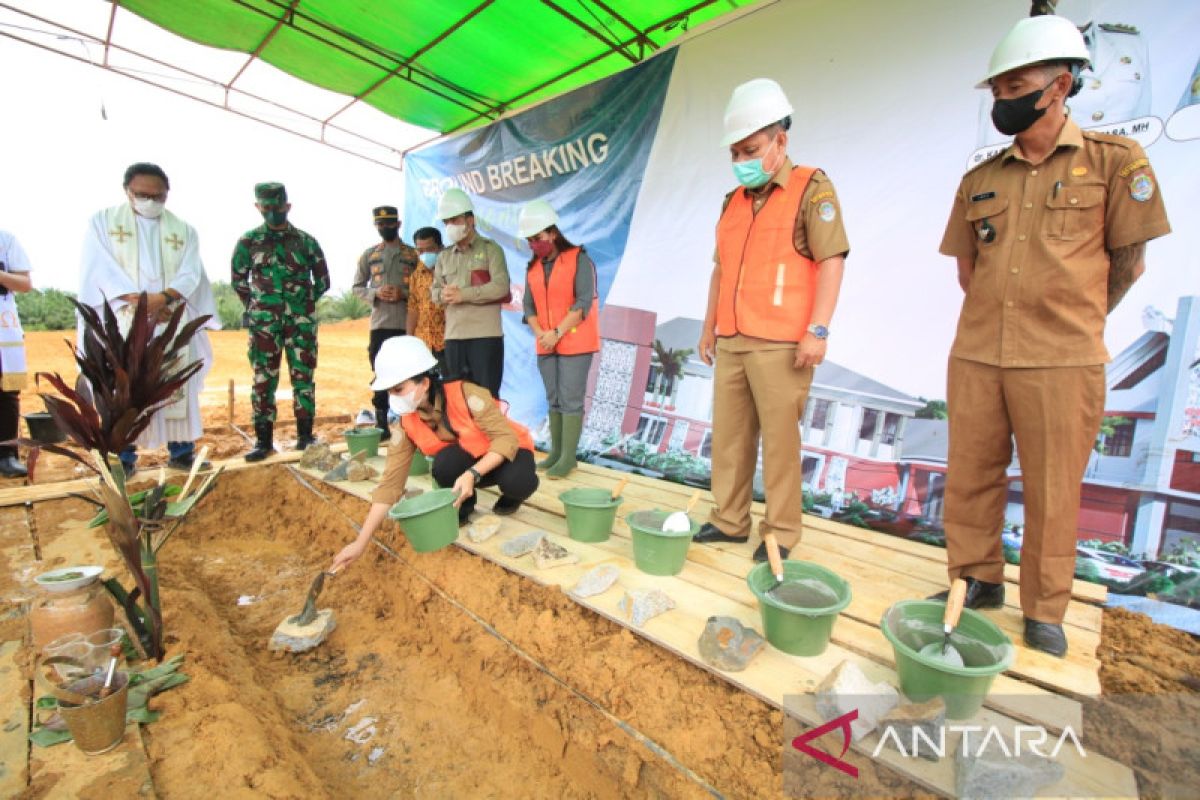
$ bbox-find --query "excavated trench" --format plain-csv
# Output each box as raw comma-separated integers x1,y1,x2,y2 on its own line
36,466,926,798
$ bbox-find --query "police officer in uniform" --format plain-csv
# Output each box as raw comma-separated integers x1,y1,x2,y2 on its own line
352,205,419,441
693,79,849,563
232,182,330,461
937,15,1170,657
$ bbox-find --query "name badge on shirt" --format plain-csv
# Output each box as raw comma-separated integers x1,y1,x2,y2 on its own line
970,191,996,202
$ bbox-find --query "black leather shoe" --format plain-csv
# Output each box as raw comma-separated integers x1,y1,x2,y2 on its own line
493,496,523,516
693,523,749,544
0,455,27,478
928,576,1005,609
753,541,790,563
1024,619,1067,658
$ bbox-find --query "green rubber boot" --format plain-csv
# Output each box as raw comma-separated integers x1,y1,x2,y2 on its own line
546,413,582,480
537,411,563,471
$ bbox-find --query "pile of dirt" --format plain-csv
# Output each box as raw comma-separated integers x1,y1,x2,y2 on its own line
1089,607,1200,796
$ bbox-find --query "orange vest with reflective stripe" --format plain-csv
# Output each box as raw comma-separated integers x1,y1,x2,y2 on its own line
715,165,818,342
400,381,534,458
526,247,600,356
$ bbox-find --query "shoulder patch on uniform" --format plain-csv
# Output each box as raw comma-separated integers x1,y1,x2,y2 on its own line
1099,22,1138,34
1119,157,1149,177
809,190,835,205
467,394,487,413
817,201,837,222
1130,173,1155,202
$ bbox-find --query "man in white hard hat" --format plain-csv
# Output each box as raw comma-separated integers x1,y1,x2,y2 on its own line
431,188,511,398
936,14,1170,657
693,78,849,564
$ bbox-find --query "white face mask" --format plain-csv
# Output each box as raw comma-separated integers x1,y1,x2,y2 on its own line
132,197,165,219
389,390,419,416
445,222,467,245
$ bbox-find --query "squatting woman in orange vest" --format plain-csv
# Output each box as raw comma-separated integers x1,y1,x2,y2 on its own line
693,78,849,564
331,336,538,571
518,200,599,480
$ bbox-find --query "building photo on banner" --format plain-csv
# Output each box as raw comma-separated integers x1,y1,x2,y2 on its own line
403,0,1200,612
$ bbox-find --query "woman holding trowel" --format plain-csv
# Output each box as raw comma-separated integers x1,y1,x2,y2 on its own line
330,336,539,571
518,199,599,481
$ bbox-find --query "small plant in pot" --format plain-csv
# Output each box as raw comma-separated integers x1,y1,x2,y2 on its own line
24,293,223,662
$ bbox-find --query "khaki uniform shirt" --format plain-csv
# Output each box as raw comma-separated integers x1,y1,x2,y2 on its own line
432,234,510,341
940,118,1171,367
370,382,519,506
715,158,850,353
352,240,418,330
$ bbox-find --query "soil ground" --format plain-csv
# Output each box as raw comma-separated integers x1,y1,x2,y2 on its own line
11,321,379,483
5,324,1200,797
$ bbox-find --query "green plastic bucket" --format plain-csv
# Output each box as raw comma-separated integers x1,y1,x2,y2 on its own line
387,488,459,553
409,452,430,476
559,488,623,543
344,428,382,459
881,600,1014,719
747,560,852,657
626,510,698,576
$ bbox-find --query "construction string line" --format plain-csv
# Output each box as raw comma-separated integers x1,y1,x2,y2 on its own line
284,466,724,799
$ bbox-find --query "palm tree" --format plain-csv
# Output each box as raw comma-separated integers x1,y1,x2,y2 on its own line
649,339,693,449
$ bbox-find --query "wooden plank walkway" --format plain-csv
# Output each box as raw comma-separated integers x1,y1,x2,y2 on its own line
298,456,1135,799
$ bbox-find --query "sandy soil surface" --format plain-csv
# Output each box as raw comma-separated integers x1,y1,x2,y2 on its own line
7,321,377,484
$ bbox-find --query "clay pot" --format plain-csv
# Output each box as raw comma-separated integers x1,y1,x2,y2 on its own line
30,584,115,649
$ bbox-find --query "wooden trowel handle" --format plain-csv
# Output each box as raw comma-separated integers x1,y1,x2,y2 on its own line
762,532,785,581
944,577,968,629
684,489,701,514
611,476,629,499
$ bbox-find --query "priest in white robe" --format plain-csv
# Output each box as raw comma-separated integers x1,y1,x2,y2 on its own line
78,162,218,475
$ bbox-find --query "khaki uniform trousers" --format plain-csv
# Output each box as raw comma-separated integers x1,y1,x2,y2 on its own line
944,357,1105,624
708,343,813,548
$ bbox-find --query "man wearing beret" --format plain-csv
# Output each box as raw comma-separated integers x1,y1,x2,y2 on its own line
232,182,330,461
352,206,419,441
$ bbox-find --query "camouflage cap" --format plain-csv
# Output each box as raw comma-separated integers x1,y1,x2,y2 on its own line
254,182,287,203
373,205,399,222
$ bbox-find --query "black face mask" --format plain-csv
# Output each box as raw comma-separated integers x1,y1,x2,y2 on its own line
991,79,1056,136
379,226,400,242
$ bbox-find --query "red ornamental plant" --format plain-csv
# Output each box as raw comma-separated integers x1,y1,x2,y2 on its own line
31,293,221,661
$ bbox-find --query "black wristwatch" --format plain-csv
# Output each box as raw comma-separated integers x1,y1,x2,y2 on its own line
468,467,483,482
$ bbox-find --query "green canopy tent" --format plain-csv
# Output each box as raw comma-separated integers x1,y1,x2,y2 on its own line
106,0,750,137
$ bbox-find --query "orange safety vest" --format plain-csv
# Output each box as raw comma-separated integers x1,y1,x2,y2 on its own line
526,246,600,356
715,165,818,342
400,380,535,458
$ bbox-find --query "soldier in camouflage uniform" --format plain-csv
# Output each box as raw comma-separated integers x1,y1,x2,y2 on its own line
231,182,330,461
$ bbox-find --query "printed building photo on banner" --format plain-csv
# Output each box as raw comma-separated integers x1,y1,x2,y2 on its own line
403,0,1200,614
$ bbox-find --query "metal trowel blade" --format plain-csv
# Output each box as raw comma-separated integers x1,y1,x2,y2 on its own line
290,571,328,626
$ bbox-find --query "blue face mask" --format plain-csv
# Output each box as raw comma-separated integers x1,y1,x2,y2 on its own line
732,138,780,188
419,252,437,267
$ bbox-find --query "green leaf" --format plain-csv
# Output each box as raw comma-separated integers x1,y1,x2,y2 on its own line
29,727,73,747
126,707,161,724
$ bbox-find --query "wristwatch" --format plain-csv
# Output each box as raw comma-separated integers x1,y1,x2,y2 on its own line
468,467,483,482
807,323,830,340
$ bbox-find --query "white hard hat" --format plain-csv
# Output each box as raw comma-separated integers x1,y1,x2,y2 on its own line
517,199,559,238
720,78,794,147
436,187,474,220
976,15,1091,89
370,336,438,391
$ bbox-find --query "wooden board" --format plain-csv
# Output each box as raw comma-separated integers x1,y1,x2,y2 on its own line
0,641,28,797
524,478,1104,693
304,464,1136,798
571,463,1107,603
